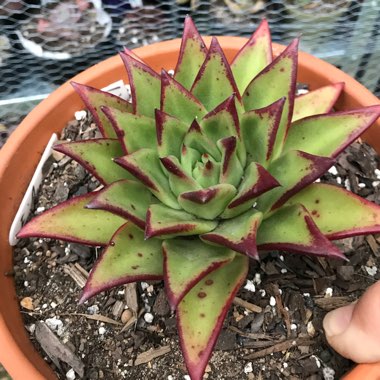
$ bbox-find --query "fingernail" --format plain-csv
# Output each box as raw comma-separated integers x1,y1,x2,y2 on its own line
323,304,355,337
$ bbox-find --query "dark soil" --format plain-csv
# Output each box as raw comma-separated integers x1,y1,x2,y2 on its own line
13,110,380,380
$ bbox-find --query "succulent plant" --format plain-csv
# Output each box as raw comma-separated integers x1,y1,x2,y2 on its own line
18,17,380,380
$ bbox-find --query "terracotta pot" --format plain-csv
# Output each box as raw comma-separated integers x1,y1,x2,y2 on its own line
1,37,380,380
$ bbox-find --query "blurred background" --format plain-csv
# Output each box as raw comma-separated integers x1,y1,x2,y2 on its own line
0,0,379,147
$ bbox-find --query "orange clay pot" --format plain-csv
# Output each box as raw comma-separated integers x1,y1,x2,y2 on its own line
1,37,380,380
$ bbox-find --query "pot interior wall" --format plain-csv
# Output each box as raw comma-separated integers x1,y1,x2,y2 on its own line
0,37,379,379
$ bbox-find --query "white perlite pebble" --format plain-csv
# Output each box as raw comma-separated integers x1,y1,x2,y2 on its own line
325,287,333,298
328,166,338,175
141,282,149,290
98,326,106,335
75,110,87,121
254,273,261,285
144,313,154,324
244,280,256,292
358,182,366,188
167,376,174,380
290,323,297,330
373,181,380,187
281,268,287,274
66,368,76,380
46,317,64,336
36,206,45,213
336,177,342,184
259,289,266,297
244,362,253,374
269,296,276,307
323,366,335,380
375,168,380,179
365,266,378,276
314,178,321,183
184,375,191,380
24,281,29,287
87,305,99,315
311,355,321,368
344,178,351,191
283,362,288,368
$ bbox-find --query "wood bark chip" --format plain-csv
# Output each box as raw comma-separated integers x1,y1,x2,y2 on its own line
366,235,380,257
63,263,88,288
134,345,171,366
125,283,139,315
268,284,292,338
313,296,353,311
35,321,84,377
233,297,262,313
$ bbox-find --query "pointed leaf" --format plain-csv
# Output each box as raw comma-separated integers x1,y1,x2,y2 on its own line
221,162,280,219
163,239,235,308
54,139,133,185
177,254,249,380
285,183,380,239
145,204,218,239
181,144,201,177
202,209,263,260
292,83,344,122
241,98,285,166
174,16,208,90
178,184,237,220
71,82,132,138
243,39,298,159
80,222,163,302
183,119,221,161
231,19,272,94
191,37,240,111
86,180,152,230
192,154,221,189
120,51,160,117
156,110,189,159
284,106,380,158
257,150,334,213
257,204,346,260
115,149,180,210
102,106,156,154
218,136,244,187
17,193,125,246
161,70,207,124
161,155,202,197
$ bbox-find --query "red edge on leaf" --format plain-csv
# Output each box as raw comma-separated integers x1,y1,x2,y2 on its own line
294,106,380,158
85,182,145,230
220,136,237,175
258,206,347,261
119,51,160,114
162,245,232,310
180,188,218,205
270,152,335,211
177,255,248,380
114,156,158,192
202,224,260,260
144,208,197,239
17,192,108,246
191,37,241,100
54,140,113,186
203,94,240,136
174,15,208,76
160,157,187,178
228,164,280,209
101,106,129,155
71,81,129,138
123,47,146,64
160,69,204,111
231,18,272,66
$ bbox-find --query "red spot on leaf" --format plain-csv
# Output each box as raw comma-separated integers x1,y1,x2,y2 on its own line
198,291,207,298
205,279,214,286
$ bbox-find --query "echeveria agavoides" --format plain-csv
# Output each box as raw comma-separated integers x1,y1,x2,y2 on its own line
18,17,380,380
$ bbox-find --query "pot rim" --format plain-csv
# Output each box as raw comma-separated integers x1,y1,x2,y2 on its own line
1,36,379,380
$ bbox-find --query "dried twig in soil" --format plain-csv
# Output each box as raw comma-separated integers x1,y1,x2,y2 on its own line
313,296,353,311
233,297,262,313
228,326,278,341
63,263,88,288
134,345,171,366
62,313,122,326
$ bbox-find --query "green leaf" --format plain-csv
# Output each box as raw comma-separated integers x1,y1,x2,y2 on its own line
115,149,180,210
174,15,208,90
120,51,160,117
80,222,163,302
71,82,132,138
102,107,156,154
54,139,133,185
192,154,221,189
161,70,207,124
191,37,240,111
178,184,237,220
257,150,334,213
242,39,298,159
285,183,380,239
231,19,272,94
160,155,202,197
256,204,346,259
86,180,152,230
284,106,380,158
17,193,125,246
145,204,218,239
202,209,263,259
163,239,235,308
221,162,280,219
181,144,201,176
292,83,344,122
155,110,189,159
241,98,285,166
177,254,248,380
218,136,244,188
